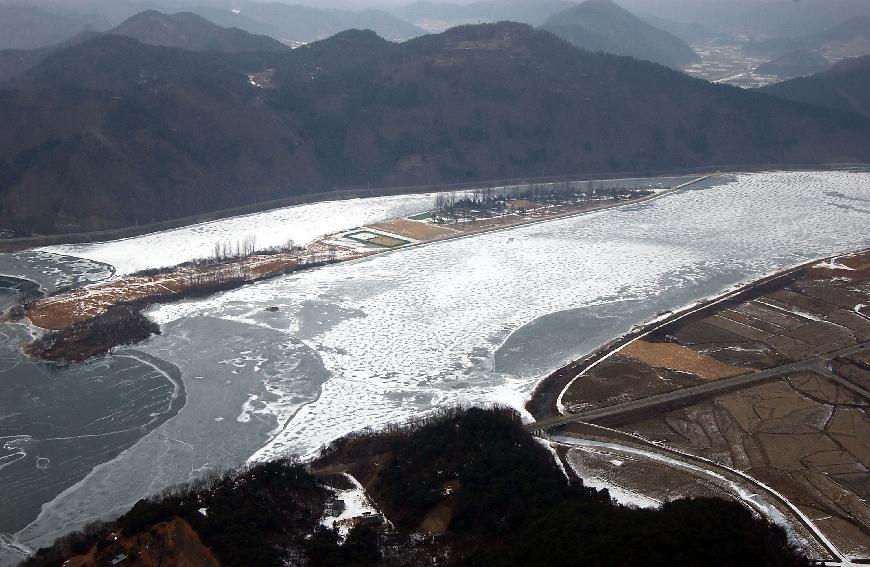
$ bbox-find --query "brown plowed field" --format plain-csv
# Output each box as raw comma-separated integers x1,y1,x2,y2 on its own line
620,340,751,381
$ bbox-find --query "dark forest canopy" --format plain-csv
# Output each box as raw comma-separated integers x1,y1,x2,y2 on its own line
107,10,291,53
25,407,813,567
1,22,869,234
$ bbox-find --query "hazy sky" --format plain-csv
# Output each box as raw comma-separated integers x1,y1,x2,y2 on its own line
13,0,870,34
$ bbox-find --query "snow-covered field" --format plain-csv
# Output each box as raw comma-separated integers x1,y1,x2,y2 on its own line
35,176,696,276
37,194,443,275
9,171,870,559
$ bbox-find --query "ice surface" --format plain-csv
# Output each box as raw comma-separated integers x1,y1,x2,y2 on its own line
33,176,699,277
131,171,870,462
0,252,113,292
37,194,444,276
12,171,870,555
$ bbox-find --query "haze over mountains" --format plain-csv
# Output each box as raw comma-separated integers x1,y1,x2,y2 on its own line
745,16,870,60
199,2,424,44
616,0,870,38
0,3,108,50
0,0,426,48
755,50,831,80
0,9,290,82
391,0,575,30
762,56,870,118
541,0,698,69
111,10,290,52
2,21,869,234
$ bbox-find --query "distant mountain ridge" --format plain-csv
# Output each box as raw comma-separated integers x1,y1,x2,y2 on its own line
109,10,289,52
1,22,869,234
0,1,425,49
756,51,831,80
762,56,870,118
721,0,870,38
392,0,576,30
0,10,288,85
210,2,425,44
541,0,699,69
745,16,870,60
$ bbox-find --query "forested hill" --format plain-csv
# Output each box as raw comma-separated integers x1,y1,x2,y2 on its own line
2,22,870,234
25,408,812,567
541,0,700,69
755,51,831,80
761,56,870,118
108,11,290,53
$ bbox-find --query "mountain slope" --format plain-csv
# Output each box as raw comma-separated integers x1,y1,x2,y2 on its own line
756,51,831,80
745,16,870,60
0,47,51,84
761,56,870,118
639,15,723,44
1,23,869,234
0,11,286,86
540,0,699,69
108,11,289,53
0,35,310,233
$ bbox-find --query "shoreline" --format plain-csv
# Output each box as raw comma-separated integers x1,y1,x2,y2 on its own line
22,176,712,363
3,163,867,254
525,246,870,421
524,249,870,563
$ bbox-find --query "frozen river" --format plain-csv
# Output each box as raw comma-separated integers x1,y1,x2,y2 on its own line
2,171,869,562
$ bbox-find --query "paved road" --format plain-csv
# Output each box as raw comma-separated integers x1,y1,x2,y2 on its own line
529,340,870,431
814,360,870,401
549,430,848,563
309,464,352,477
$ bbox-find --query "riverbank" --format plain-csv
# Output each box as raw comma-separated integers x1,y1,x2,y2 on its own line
2,162,865,254
23,178,706,363
526,246,870,420
527,246,870,563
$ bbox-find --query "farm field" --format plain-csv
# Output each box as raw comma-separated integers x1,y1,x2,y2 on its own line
559,248,870,560
684,40,782,87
